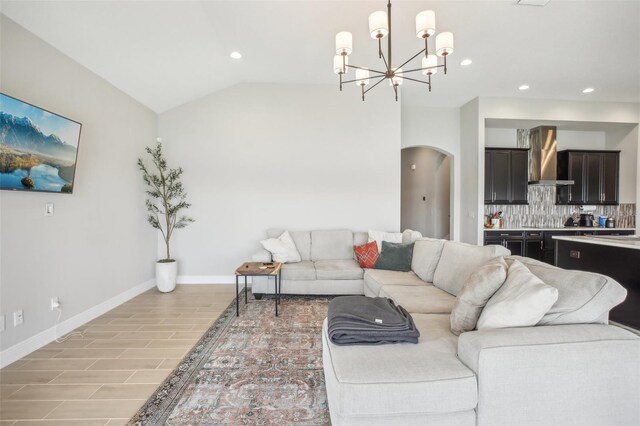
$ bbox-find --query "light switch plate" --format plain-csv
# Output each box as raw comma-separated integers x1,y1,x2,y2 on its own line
45,203,54,216
0,314,5,332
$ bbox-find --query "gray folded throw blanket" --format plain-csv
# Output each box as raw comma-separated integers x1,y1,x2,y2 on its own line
327,296,420,345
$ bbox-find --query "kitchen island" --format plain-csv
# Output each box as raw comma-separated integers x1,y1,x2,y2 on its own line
554,235,639,331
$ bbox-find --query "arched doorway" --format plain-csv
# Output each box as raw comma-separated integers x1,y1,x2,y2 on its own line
401,147,451,239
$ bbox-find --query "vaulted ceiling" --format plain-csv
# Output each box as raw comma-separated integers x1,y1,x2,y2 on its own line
3,1,639,113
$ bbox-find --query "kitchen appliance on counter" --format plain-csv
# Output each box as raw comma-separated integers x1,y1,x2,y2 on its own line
564,216,579,227
579,213,595,227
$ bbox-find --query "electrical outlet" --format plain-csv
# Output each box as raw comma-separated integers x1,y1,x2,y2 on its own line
50,297,60,311
14,309,24,326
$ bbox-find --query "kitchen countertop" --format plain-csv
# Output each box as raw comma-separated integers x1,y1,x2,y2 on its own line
552,235,640,250
484,227,635,232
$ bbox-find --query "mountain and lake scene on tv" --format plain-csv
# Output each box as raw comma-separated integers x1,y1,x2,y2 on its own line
0,93,81,193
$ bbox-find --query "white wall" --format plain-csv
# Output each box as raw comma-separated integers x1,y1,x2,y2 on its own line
459,99,481,244
606,124,639,204
0,17,157,356
158,84,401,279
401,106,460,240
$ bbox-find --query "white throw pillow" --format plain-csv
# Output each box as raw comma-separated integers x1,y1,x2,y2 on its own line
402,229,423,244
260,231,301,263
368,230,403,252
476,259,559,330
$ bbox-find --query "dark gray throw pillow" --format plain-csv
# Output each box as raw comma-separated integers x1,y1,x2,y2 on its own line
374,241,415,272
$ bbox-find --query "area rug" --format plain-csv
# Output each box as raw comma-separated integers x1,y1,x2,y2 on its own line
128,294,332,425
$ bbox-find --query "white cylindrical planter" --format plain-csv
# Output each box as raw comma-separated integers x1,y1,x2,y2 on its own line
156,260,178,293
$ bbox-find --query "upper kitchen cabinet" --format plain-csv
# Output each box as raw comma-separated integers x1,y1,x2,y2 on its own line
485,148,529,205
556,150,620,205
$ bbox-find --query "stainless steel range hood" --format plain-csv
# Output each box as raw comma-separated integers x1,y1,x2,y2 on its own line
528,126,574,186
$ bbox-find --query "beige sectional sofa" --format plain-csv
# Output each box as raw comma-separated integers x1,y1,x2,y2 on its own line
322,238,640,425
252,229,639,424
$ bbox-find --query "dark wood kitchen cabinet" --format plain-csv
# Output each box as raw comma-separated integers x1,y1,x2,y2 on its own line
485,148,529,205
484,230,525,255
556,150,620,205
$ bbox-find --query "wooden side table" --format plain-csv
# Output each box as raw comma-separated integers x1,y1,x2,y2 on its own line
234,262,282,316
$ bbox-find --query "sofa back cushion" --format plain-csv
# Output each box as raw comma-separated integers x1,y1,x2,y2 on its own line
354,231,368,247
507,256,628,325
267,229,311,261
411,238,446,283
311,230,354,261
433,242,510,296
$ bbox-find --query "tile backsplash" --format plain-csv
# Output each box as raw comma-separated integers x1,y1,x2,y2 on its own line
484,186,636,229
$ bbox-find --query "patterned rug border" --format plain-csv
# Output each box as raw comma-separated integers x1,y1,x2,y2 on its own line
128,294,330,425
128,295,239,425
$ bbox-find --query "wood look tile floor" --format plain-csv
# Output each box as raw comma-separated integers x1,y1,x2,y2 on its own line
0,285,235,425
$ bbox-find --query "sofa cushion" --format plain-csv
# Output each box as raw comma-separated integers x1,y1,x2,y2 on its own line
353,241,379,269
364,269,426,297
411,238,446,282
374,241,414,272
322,314,477,416
281,261,316,280
402,229,423,244
433,241,510,296
477,259,558,330
368,229,403,252
450,257,508,336
353,231,368,247
379,285,456,314
315,259,364,280
266,229,311,261
507,256,628,325
311,230,354,261
260,231,302,263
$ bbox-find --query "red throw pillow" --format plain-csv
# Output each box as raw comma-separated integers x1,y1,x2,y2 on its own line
354,241,379,269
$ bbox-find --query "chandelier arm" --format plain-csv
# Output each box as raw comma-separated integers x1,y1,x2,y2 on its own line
363,76,387,95
379,50,390,73
395,48,426,72
341,74,386,85
345,64,387,75
400,75,431,85
402,64,446,74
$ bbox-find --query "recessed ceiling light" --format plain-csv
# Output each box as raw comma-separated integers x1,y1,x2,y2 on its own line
230,51,242,59
582,87,595,94
518,84,530,91
460,59,472,66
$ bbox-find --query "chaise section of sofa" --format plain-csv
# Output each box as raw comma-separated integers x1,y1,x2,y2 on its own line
322,314,478,426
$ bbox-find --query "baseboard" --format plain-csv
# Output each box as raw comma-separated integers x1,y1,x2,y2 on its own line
0,278,156,369
177,275,250,285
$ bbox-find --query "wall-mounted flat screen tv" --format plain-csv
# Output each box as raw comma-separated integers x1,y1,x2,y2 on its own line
0,93,82,193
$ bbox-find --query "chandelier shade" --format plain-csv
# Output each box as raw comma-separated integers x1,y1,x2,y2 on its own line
435,32,454,56
422,55,438,75
333,55,348,74
368,11,389,39
335,31,353,55
333,0,454,101
355,69,370,86
415,10,435,38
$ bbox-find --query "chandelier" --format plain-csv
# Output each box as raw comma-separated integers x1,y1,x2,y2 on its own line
333,0,454,101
